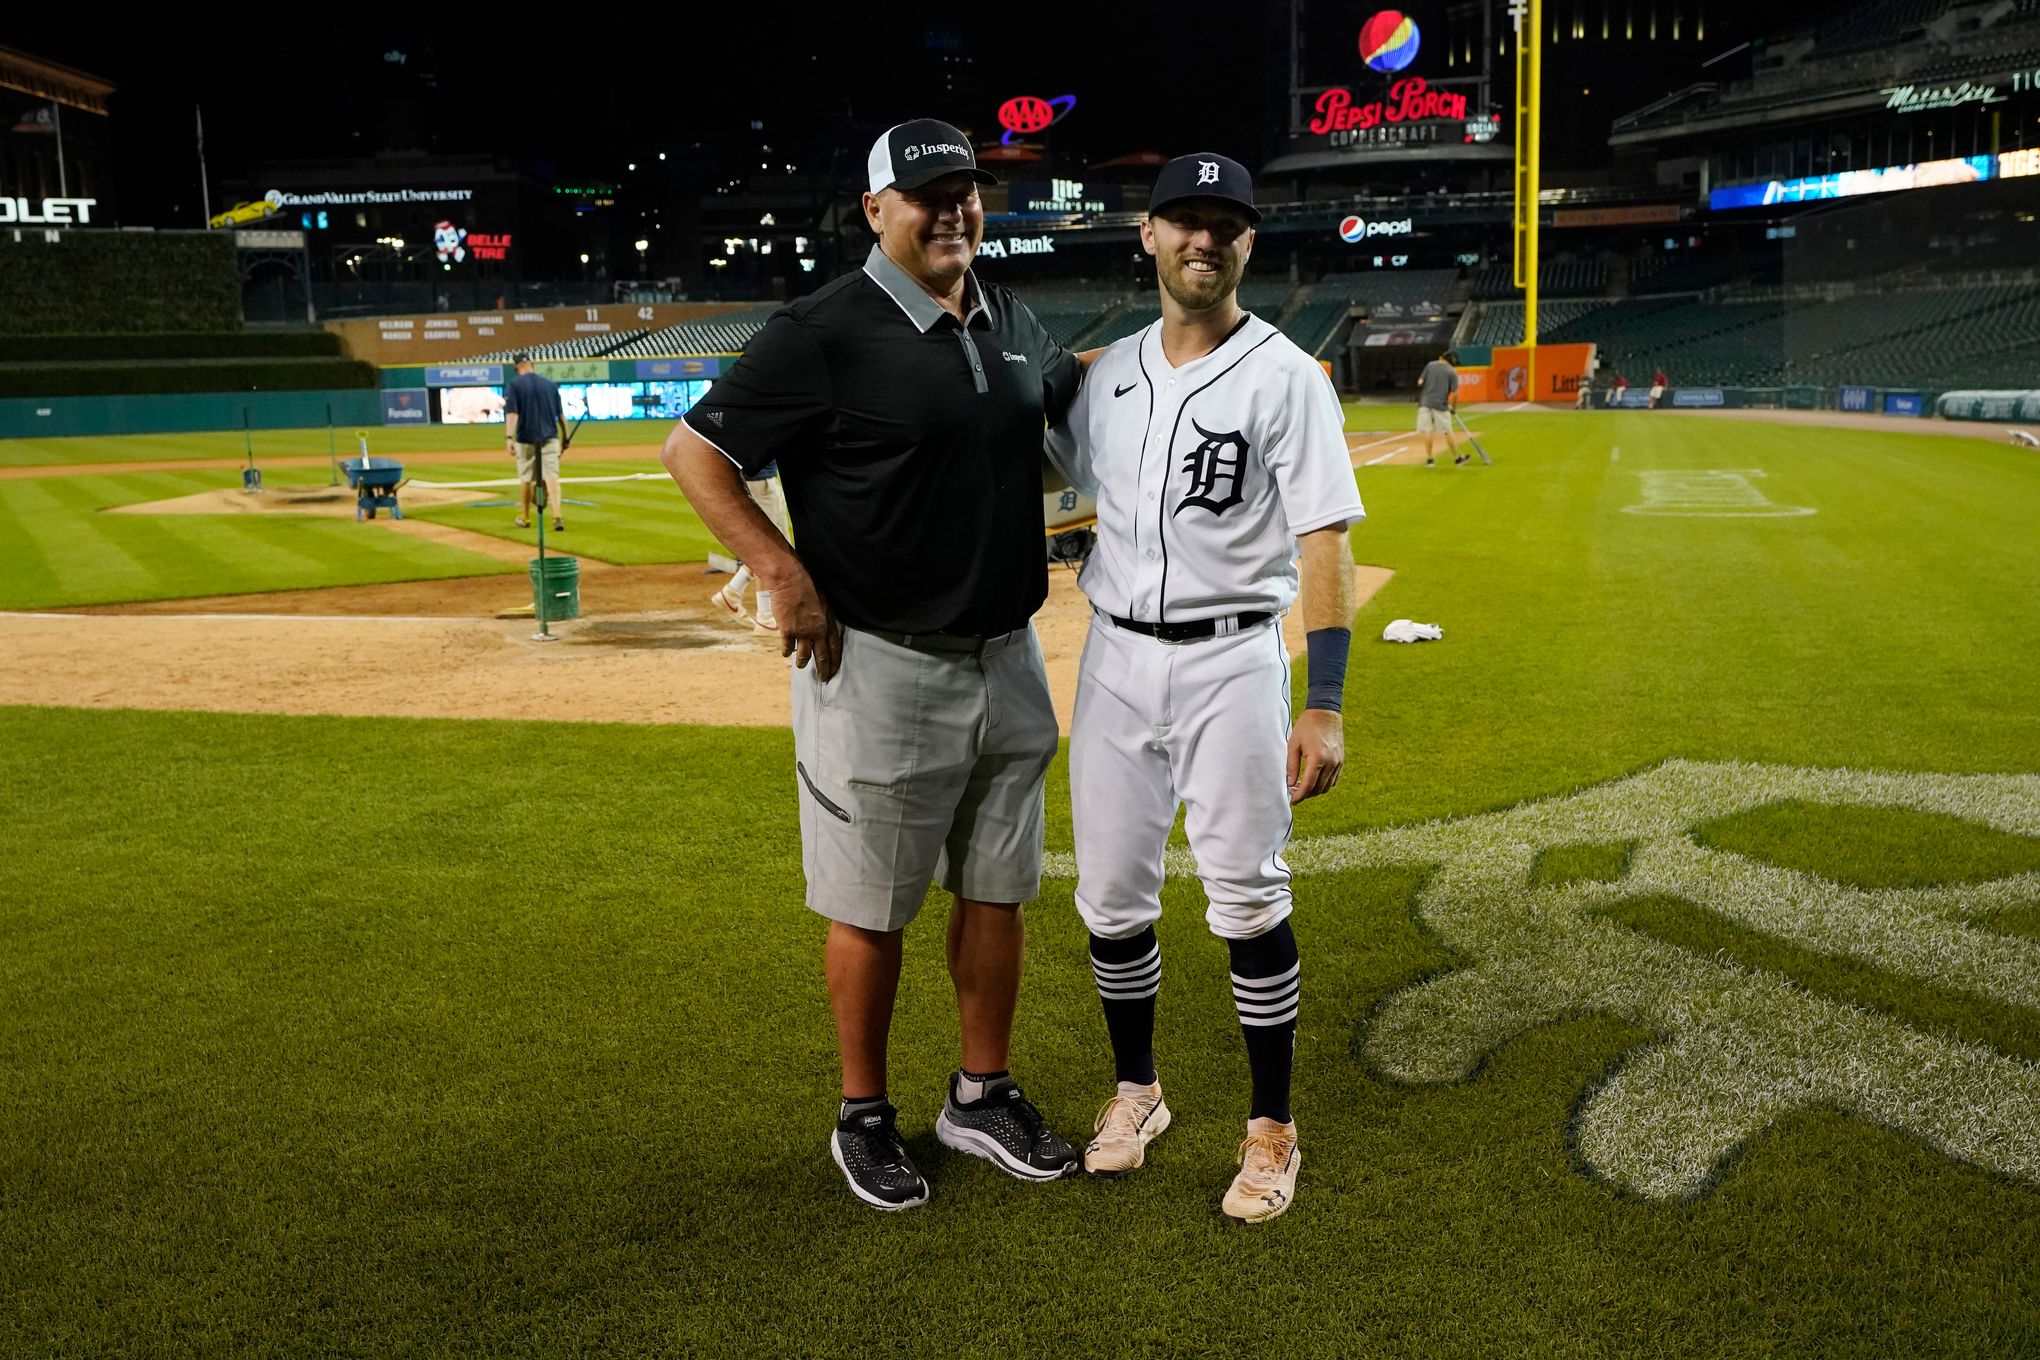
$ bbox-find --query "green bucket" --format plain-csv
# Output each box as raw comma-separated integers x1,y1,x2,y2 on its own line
529,555,581,622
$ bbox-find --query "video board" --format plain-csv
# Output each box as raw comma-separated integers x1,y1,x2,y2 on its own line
431,379,711,424
438,386,506,424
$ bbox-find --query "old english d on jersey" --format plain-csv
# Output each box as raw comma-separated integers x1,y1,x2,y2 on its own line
1047,313,1364,624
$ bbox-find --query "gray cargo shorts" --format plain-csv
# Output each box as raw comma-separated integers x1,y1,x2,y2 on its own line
790,624,1060,932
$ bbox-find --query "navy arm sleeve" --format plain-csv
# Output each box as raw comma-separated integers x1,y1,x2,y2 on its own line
681,313,832,477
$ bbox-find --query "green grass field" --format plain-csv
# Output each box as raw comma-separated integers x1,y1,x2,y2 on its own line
4,409,2038,1356
0,419,670,468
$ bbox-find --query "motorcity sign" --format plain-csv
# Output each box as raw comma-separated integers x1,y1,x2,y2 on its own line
1340,216,1413,242
1311,79,1469,139
0,197,99,224
1882,81,2006,113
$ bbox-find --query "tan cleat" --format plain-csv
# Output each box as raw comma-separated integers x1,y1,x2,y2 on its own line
1222,1117,1300,1224
1083,1081,1171,1177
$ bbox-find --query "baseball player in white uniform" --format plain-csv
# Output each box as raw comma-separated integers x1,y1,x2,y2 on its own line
1046,152,1363,1224
708,461,793,630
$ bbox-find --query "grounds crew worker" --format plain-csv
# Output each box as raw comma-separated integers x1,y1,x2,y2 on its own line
1416,347,1466,466
504,354,566,531
660,118,1086,1211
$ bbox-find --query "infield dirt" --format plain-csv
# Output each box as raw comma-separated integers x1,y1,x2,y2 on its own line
5,564,1392,729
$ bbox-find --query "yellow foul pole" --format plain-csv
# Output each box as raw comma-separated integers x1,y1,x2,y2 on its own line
1512,0,1542,400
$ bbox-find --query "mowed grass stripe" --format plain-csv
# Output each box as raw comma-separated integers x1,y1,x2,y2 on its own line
406,469,722,564
0,477,164,604
1597,894,2040,1064
0,420,677,468
0,470,516,609
0,421,678,467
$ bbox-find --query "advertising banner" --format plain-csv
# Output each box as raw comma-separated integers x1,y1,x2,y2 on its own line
382,388,430,424
424,364,504,388
1883,392,1926,417
1671,387,1726,407
1710,155,1992,210
636,357,723,380
537,360,608,383
1489,344,1596,404
1838,385,1875,413
1933,387,2040,420
1452,367,1493,402
1552,205,1683,228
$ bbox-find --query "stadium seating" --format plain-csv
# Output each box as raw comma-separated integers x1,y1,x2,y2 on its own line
464,331,650,364
1280,293,1355,356
1629,255,1735,295
1474,259,1606,299
1550,277,2040,390
606,306,781,358
1321,269,1458,316
1080,303,1163,348
1237,280,1296,314
1023,287,1124,348
1468,299,1614,346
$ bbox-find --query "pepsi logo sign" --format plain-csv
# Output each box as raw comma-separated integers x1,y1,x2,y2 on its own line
1339,217,1414,242
1359,10,1421,72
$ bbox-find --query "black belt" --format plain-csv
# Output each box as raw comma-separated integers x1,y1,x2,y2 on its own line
1107,611,1272,643
860,626,1022,658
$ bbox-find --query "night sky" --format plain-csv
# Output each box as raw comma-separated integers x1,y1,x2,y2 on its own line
18,1,1794,225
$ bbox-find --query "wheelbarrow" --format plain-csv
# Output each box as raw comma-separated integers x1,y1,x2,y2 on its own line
342,458,405,520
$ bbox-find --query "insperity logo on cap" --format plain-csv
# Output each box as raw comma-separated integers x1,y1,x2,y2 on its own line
867,118,998,195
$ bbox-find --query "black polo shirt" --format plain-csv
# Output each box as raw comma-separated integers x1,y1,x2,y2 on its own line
683,245,1082,636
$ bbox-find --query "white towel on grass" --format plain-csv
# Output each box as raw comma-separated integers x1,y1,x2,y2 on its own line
1382,619,1444,643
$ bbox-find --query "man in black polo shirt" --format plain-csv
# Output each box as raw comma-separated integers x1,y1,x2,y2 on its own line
660,118,1085,1211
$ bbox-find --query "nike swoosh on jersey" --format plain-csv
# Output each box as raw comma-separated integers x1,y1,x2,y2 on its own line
1114,382,1138,397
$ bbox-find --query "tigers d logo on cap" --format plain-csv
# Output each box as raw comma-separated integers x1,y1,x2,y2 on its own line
1149,152,1262,224
867,119,999,195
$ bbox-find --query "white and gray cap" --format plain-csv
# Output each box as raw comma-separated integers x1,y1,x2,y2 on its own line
866,118,998,195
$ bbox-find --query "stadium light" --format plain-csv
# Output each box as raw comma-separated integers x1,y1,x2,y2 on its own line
658,152,667,161
634,238,650,253
628,162,637,171
579,252,589,264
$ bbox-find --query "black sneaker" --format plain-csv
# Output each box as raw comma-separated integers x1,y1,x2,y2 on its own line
830,1103,930,1212
1454,453,1471,466
934,1076,1078,1181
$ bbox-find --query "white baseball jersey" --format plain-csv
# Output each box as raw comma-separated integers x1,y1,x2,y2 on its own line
1052,311,1364,944
1047,314,1363,624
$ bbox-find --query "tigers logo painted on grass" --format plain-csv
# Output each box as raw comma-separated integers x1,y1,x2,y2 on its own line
1045,761,2040,1199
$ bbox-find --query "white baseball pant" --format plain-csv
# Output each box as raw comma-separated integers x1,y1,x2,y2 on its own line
1070,614,1295,941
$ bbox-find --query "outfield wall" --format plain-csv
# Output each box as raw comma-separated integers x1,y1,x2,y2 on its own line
0,390,384,439
0,231,241,335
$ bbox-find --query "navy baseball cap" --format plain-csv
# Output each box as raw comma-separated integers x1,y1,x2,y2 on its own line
867,119,998,195
1149,152,1261,224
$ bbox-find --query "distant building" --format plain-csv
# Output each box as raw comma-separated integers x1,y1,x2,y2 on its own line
0,46,115,219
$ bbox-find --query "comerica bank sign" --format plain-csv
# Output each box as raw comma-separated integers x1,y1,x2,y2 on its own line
1,197,100,224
